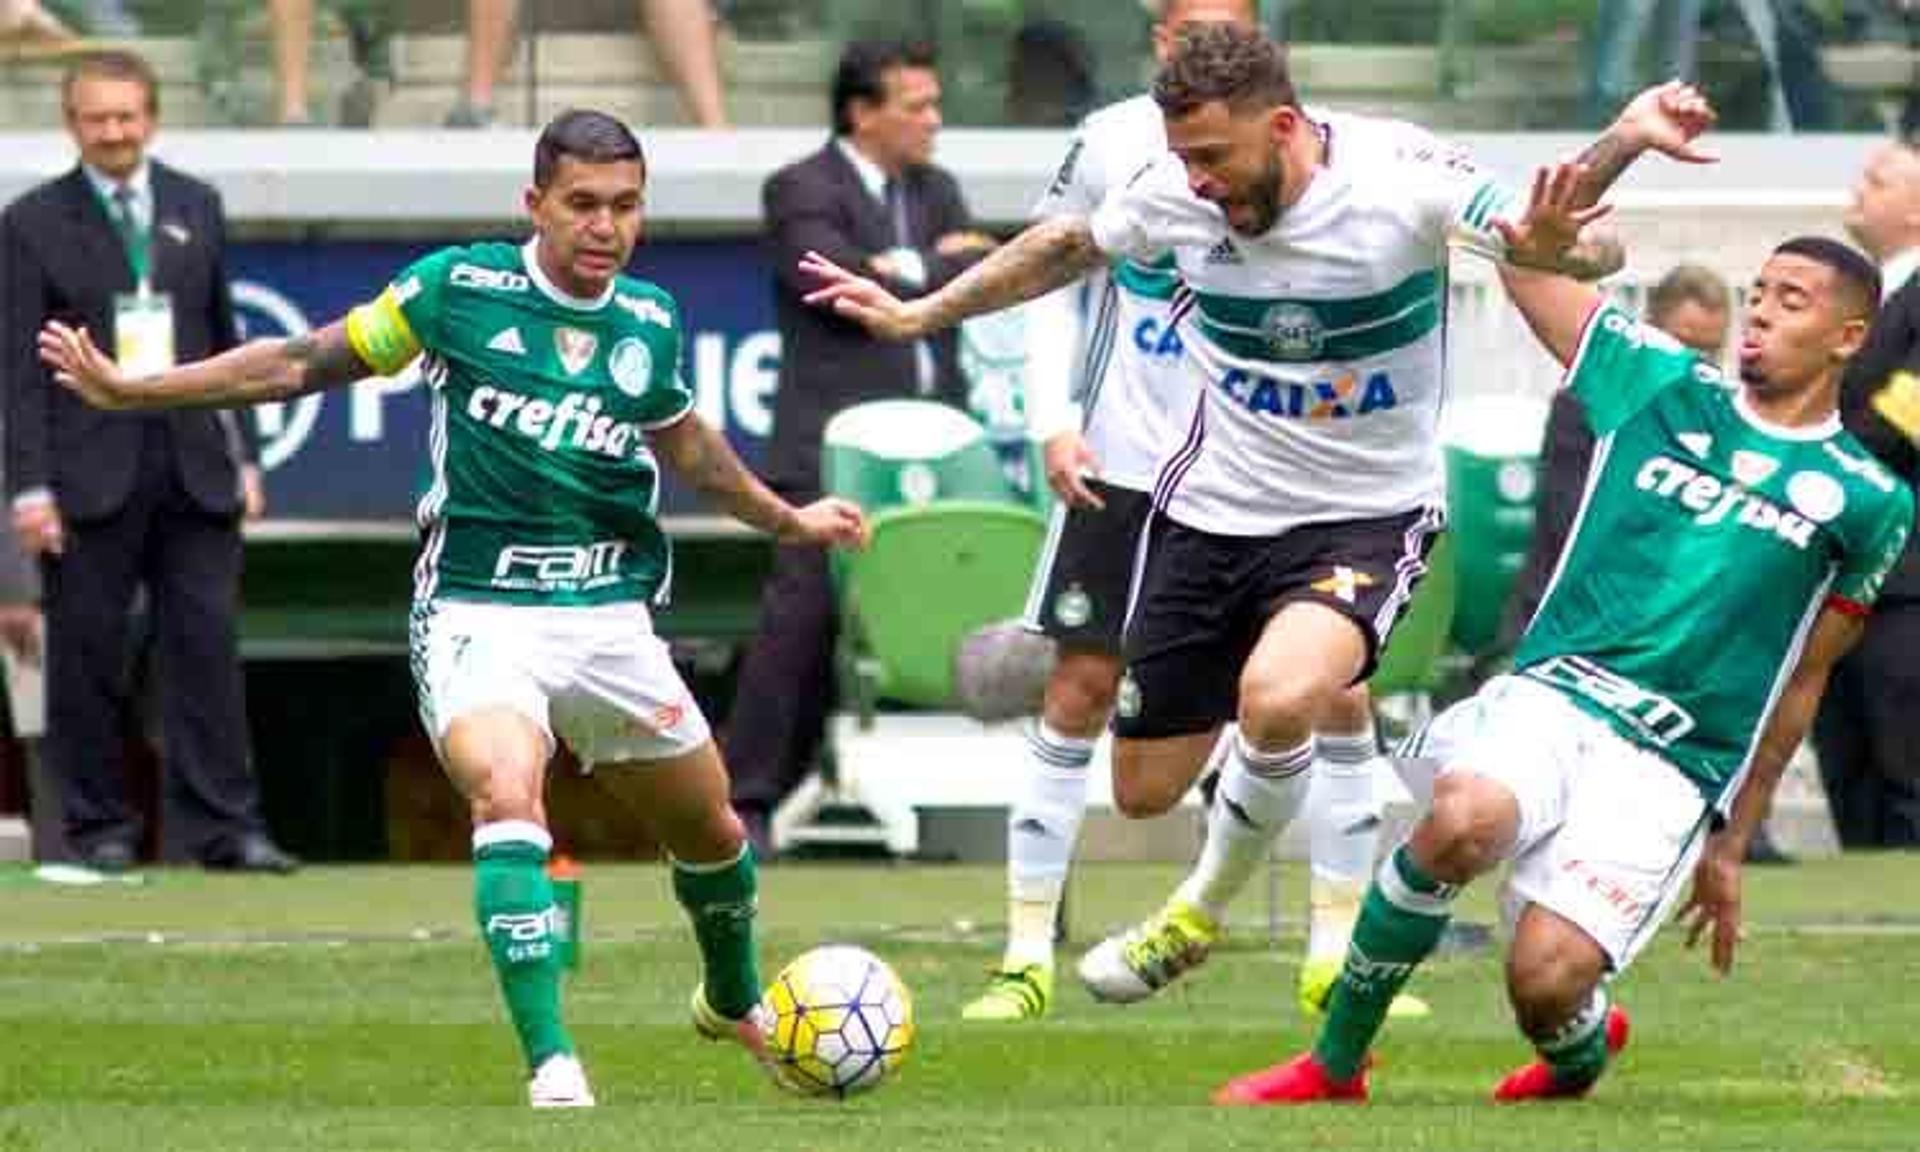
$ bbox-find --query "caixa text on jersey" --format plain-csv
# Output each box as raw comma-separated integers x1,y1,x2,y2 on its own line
1215,368,1399,420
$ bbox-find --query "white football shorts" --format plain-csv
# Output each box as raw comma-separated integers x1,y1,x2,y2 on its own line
412,599,711,769
1407,674,1715,969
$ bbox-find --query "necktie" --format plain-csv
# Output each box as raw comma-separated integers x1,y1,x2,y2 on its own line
110,183,151,287
886,177,936,396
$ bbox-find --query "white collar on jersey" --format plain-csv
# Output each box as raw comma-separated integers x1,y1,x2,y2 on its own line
521,238,615,311
1733,383,1841,442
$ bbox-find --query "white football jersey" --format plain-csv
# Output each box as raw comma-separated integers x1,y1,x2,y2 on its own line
1089,109,1517,536
1025,94,1199,492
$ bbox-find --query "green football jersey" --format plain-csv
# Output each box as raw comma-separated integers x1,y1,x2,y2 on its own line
346,240,694,607
1511,303,1914,806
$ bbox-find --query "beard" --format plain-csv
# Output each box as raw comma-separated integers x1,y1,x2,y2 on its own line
1223,149,1287,237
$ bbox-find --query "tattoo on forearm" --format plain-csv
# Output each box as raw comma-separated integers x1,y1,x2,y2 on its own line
283,328,367,394
1560,233,1626,282
923,218,1102,331
1571,130,1637,206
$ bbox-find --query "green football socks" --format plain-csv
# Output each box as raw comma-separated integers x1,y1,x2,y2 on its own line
1313,845,1456,1080
474,822,573,1071
673,846,763,1019
1540,989,1613,1091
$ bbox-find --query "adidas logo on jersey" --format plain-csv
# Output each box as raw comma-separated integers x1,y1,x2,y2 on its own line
1204,238,1242,265
487,327,527,355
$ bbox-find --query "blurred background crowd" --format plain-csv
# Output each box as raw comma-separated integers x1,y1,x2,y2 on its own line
2,0,1920,133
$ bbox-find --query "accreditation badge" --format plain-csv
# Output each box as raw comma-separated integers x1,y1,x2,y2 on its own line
113,290,176,376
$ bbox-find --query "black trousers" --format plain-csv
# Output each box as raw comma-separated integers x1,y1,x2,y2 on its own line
723,489,838,814
41,426,262,859
1813,598,1920,849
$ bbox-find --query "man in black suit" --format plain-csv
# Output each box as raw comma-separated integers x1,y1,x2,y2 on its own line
1814,138,1920,848
1,50,294,872
724,39,995,851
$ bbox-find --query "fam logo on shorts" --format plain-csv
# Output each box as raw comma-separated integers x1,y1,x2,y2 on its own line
1261,302,1325,361
608,337,653,397
1116,670,1143,720
1311,566,1376,604
1053,583,1093,629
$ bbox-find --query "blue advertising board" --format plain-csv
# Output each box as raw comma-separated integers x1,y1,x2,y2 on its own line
229,238,781,520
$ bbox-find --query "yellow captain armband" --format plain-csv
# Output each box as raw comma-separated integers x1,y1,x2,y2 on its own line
1871,370,1920,445
345,286,424,376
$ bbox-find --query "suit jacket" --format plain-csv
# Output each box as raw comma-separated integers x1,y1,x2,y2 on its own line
2,161,256,521
1837,275,1920,602
761,141,983,491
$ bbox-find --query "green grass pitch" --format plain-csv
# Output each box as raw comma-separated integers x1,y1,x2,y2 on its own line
3,856,1919,1151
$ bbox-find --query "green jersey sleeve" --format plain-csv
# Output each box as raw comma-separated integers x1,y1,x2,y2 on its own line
1565,302,1703,435
631,291,694,429
1834,485,1915,611
345,246,461,375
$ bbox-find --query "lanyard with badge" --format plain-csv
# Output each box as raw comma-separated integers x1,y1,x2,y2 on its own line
102,182,175,377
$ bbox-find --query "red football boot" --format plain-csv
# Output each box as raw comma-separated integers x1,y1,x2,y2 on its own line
1492,1005,1631,1103
1213,1052,1368,1106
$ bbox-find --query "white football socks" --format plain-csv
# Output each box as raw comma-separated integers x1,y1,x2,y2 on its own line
1306,726,1385,963
1003,720,1093,970
1175,730,1313,923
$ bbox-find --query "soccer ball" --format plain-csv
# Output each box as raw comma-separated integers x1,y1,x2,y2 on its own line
761,945,914,1098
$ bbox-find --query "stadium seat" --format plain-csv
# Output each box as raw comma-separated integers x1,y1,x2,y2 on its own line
1439,396,1548,658
821,399,1018,512
840,501,1047,711
781,401,1046,856
819,399,1046,717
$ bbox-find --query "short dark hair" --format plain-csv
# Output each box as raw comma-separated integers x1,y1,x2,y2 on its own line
1646,263,1730,326
62,49,160,116
1773,235,1881,321
831,39,937,137
533,109,645,188
1152,23,1297,120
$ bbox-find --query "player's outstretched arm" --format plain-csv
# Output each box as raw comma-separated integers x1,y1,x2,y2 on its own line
1681,606,1864,975
1498,266,1602,369
1570,79,1717,208
800,216,1104,342
1495,165,1607,365
38,317,369,412
1495,162,1624,283
648,413,870,549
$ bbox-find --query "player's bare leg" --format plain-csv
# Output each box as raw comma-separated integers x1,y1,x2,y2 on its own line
1080,604,1358,1003
1492,904,1629,1101
964,645,1118,1022
442,707,591,1107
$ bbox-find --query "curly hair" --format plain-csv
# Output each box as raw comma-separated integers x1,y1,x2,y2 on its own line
1151,23,1296,119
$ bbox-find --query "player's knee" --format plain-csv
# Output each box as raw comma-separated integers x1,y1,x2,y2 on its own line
1235,674,1323,747
1415,776,1508,883
1044,651,1120,733
467,769,544,826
